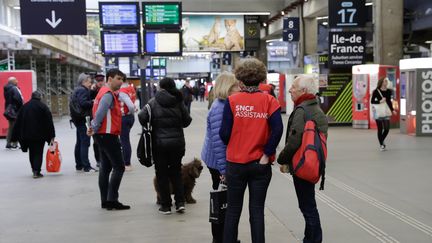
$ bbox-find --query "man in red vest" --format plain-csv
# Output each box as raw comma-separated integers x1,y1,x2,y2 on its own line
118,74,136,171
87,69,130,210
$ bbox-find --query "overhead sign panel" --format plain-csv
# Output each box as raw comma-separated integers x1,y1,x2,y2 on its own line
143,2,182,28
20,0,86,35
101,30,141,56
329,0,366,28
328,31,366,68
283,17,300,42
99,2,140,29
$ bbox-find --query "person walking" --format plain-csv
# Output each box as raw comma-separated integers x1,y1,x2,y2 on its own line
201,72,240,243
371,77,396,151
118,74,136,171
219,58,283,243
3,77,23,150
70,73,97,172
87,69,130,211
12,91,55,178
277,75,328,243
181,80,193,114
138,77,192,215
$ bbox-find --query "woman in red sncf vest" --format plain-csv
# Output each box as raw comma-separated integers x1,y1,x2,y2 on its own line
219,58,284,243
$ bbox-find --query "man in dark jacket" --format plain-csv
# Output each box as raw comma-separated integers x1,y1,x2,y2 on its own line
138,77,192,215
181,80,193,114
12,91,55,178
70,73,96,172
3,77,23,149
277,75,328,243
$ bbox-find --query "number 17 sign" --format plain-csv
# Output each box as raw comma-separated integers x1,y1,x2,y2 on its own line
329,0,366,28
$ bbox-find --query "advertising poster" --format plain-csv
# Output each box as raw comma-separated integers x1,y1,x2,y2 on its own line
87,15,101,50
182,15,245,52
319,73,353,124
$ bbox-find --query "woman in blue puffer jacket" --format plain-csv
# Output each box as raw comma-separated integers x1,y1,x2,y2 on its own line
201,72,240,243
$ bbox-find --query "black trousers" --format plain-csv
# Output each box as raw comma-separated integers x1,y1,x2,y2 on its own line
93,134,125,203
153,148,185,208
28,141,45,173
376,119,390,146
208,167,224,243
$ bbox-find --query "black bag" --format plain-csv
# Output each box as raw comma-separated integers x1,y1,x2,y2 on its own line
137,104,153,167
3,104,17,120
209,183,227,224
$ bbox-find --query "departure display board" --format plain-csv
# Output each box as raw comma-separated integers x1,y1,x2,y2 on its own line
99,2,139,29
142,2,181,28
101,31,141,56
144,30,182,56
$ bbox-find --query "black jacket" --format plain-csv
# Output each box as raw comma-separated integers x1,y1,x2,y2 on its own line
138,89,192,153
70,85,93,125
371,89,394,112
12,98,56,152
3,83,23,116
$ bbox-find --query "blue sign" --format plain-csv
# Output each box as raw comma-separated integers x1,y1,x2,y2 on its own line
99,2,140,29
20,0,86,35
329,0,366,28
283,17,299,42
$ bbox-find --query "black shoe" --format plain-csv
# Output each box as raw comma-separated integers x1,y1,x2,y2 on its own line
101,202,108,209
175,202,185,213
33,172,44,179
158,206,172,215
105,201,130,210
84,167,98,172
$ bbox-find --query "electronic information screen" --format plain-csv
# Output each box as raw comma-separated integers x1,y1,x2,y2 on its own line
101,31,141,56
144,31,182,56
99,2,139,29
142,2,181,28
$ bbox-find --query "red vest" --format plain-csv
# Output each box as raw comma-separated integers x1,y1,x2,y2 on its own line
258,83,272,94
92,86,121,135
226,92,280,164
119,85,136,116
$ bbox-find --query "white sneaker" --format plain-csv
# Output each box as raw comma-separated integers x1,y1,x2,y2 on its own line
380,145,386,151
125,165,132,171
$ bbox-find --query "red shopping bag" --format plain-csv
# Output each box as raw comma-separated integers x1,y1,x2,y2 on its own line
46,141,62,173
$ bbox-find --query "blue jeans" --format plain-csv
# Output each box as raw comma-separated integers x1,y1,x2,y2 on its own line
120,114,135,166
293,176,322,243
223,161,272,243
74,124,91,170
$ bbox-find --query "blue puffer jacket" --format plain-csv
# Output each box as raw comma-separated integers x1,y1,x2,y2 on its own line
201,99,227,175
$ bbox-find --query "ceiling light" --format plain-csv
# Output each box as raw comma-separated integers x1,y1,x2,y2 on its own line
263,23,267,27
13,6,20,10
365,2,373,6
322,22,328,25
281,11,285,15
184,12,271,16
426,40,432,44
316,16,328,20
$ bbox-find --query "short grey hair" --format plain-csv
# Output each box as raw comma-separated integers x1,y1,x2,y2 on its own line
294,74,318,95
77,73,90,86
8,77,17,84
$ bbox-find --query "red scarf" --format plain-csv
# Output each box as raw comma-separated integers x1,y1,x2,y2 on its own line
294,93,316,107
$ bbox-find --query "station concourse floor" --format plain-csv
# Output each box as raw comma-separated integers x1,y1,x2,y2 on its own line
1,101,432,243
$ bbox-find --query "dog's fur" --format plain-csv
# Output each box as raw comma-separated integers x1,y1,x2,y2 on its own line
154,158,203,204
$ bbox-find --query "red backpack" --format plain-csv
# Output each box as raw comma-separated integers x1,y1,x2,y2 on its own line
292,107,327,190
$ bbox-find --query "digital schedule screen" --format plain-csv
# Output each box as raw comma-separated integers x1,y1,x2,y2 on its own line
144,30,182,56
101,31,141,56
142,2,181,28
99,2,139,29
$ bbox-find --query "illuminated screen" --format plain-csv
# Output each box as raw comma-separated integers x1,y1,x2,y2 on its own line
143,2,181,28
101,31,140,55
144,31,181,55
99,3,139,28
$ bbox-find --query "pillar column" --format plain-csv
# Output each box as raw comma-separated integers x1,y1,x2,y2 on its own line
373,0,403,65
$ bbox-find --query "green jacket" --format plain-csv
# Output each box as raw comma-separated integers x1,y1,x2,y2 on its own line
277,99,328,172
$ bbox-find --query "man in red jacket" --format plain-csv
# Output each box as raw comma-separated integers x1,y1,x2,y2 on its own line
87,69,130,210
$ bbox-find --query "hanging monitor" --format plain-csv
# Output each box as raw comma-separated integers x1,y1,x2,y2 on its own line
142,2,182,29
144,30,182,56
99,2,140,29
101,30,141,56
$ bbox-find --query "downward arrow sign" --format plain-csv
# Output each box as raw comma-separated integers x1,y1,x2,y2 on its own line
45,10,62,28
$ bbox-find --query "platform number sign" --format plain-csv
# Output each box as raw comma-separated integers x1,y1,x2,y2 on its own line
283,17,299,42
329,0,366,28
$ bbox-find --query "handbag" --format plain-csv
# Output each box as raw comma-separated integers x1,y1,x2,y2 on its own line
209,183,227,224
372,89,392,119
46,141,62,173
137,104,153,167
3,104,17,120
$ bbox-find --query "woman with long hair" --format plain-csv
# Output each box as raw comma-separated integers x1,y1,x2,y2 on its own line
371,77,396,151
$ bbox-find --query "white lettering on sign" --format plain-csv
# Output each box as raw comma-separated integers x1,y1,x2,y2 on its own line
235,105,268,119
330,33,364,54
421,71,432,133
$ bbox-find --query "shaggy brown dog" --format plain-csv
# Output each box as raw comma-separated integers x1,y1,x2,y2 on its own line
154,158,203,204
